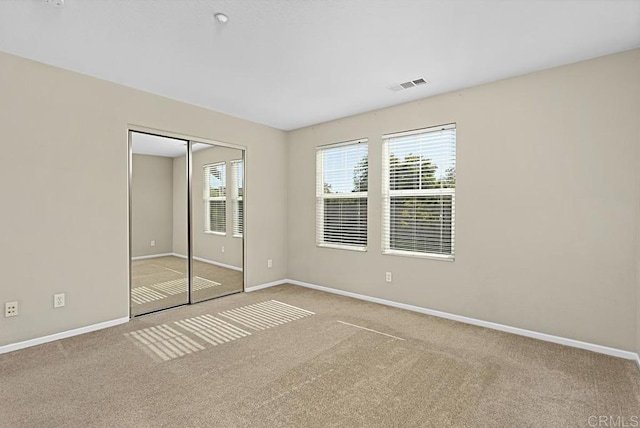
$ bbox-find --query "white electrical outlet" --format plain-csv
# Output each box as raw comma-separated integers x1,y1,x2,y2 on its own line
5,301,18,317
385,272,392,283
150,240,156,247
267,259,273,268
221,246,225,253
54,293,65,308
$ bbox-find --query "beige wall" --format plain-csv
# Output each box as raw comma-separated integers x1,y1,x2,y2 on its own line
287,49,640,352
173,146,244,269
0,51,288,347
131,154,174,257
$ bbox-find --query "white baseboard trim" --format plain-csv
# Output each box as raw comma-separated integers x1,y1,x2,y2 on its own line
286,279,640,362
172,253,243,272
131,253,173,261
0,317,129,355
635,354,640,371
245,279,289,293
193,256,243,272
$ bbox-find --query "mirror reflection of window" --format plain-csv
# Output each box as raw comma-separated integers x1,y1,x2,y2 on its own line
203,162,226,234
231,160,244,237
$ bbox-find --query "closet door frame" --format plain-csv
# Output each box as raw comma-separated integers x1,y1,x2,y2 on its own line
127,125,248,319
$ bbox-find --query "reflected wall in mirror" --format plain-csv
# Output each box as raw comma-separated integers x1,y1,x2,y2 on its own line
130,132,188,316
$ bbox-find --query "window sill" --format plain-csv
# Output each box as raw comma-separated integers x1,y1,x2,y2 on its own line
233,234,243,239
382,249,454,262
317,243,367,252
204,231,226,236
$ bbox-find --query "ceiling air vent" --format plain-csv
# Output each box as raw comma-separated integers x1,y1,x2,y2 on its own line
388,77,429,92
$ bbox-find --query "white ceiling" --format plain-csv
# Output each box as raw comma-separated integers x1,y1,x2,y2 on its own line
131,132,212,157
1,1,639,131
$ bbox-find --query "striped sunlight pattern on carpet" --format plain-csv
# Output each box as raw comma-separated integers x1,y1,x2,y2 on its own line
175,314,252,345
152,277,220,295
218,300,315,331
125,324,205,361
131,286,166,304
131,277,221,306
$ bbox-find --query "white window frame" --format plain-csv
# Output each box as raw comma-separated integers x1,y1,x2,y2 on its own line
231,159,243,238
316,139,368,252
203,161,226,235
382,124,456,261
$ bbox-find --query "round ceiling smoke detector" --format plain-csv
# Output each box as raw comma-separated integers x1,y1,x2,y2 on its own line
214,13,229,24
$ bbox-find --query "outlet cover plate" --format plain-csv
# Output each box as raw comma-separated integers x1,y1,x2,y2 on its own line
5,301,18,317
54,293,65,308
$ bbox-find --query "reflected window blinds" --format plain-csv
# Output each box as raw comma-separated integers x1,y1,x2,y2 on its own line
204,162,226,234
231,160,244,237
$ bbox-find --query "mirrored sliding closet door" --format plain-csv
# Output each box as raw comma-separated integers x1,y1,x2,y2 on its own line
190,142,244,303
129,131,245,317
129,132,189,316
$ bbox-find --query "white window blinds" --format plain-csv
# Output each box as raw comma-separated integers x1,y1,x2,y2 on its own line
203,162,226,234
316,139,368,250
382,124,456,259
231,159,244,237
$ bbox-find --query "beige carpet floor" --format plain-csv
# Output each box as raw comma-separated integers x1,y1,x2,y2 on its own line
131,256,243,316
1,284,639,427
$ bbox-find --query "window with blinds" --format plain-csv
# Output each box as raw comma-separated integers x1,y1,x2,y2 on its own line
382,124,456,259
231,159,244,237
203,162,226,234
316,139,368,250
